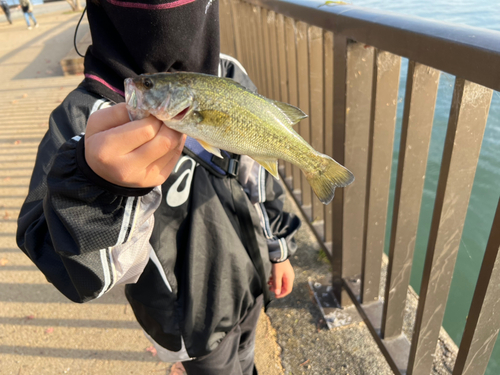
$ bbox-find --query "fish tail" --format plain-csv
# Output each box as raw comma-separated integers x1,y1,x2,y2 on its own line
305,154,354,205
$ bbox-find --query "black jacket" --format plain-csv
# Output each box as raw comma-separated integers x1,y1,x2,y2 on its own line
16,57,301,360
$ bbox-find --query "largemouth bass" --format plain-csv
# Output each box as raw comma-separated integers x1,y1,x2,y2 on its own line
124,72,354,204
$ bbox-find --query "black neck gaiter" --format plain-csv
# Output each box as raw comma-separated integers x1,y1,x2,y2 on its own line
80,0,220,103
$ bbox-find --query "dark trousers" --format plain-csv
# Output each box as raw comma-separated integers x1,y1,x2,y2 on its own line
182,295,263,375
1,4,11,24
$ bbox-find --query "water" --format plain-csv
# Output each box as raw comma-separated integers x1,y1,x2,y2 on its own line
342,1,500,373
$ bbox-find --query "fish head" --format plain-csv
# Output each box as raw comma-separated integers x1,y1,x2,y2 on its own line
125,73,195,124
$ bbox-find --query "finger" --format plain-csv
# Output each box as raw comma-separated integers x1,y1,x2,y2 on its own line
129,124,184,167
86,103,132,137
101,115,165,155
273,272,283,297
278,274,293,298
158,145,184,180
143,135,186,186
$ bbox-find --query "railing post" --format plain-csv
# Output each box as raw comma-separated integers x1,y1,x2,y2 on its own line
358,51,400,348
407,79,492,375
378,62,440,373
260,8,273,99
309,26,326,238
331,38,373,305
284,17,302,202
254,6,268,97
276,14,293,184
452,198,500,375
296,21,313,220
267,10,281,101
361,51,400,306
323,30,335,254
331,34,348,304
230,0,245,64
341,41,375,304
219,0,237,58
382,62,439,342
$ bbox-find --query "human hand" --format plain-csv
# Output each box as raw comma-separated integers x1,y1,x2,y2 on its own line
85,103,186,188
268,259,295,298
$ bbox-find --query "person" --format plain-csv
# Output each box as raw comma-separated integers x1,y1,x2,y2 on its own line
1,0,12,24
16,0,301,374
19,0,37,29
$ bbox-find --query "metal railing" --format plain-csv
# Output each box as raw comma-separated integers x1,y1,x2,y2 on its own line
219,0,500,374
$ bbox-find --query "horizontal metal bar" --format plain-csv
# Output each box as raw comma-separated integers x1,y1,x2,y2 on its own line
243,0,500,92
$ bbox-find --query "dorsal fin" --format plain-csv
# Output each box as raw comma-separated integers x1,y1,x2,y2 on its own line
220,76,307,126
271,100,308,126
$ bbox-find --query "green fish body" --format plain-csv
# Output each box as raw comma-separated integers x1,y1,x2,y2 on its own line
125,72,354,204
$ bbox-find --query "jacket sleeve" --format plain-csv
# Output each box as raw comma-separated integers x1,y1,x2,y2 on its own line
259,172,302,263
16,88,160,303
238,156,301,263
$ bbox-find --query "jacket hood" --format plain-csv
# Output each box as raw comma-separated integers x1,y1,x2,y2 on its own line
81,0,220,103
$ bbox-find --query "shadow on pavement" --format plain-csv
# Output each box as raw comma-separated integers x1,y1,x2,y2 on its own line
0,345,157,362
0,13,88,80
0,282,131,304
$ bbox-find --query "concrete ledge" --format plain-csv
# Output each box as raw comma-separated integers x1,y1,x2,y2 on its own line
275,188,459,375
60,30,91,76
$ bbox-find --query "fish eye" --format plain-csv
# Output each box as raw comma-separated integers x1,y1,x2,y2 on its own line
143,78,154,90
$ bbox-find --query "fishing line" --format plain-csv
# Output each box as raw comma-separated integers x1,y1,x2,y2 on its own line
74,6,87,58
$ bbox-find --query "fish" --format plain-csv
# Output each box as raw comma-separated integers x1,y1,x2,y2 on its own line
124,72,354,204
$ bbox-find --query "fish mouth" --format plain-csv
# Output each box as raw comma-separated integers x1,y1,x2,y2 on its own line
172,106,191,121
125,78,139,109
124,78,149,121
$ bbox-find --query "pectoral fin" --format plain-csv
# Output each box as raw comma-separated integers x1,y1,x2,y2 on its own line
198,140,223,158
252,157,280,180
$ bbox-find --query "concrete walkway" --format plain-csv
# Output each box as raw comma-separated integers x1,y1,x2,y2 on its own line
0,6,396,375
0,7,285,375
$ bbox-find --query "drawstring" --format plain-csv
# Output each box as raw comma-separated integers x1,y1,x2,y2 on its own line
74,6,87,58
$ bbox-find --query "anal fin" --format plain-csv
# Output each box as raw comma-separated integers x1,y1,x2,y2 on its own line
252,157,280,180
